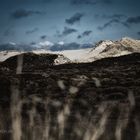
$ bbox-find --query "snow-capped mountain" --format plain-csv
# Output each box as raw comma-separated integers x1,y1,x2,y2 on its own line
82,37,140,62
52,37,140,62
36,37,140,62
0,37,140,64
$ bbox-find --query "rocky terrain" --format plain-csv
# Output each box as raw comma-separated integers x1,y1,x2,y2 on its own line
0,52,140,140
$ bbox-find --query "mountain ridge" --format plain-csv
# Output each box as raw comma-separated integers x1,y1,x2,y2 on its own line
0,37,140,63
82,37,140,62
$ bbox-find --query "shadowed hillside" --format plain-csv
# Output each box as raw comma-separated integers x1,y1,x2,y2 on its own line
0,53,140,140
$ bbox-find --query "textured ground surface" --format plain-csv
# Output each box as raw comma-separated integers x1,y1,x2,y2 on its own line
0,53,140,140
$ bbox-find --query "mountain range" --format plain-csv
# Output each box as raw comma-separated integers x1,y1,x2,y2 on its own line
83,37,140,62
0,37,140,64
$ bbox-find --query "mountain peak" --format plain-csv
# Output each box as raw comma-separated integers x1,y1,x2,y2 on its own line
83,37,140,62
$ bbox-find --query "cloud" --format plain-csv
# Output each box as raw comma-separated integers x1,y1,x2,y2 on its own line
98,19,129,30
11,9,43,19
98,19,120,30
114,15,140,28
97,13,129,30
0,43,16,51
77,30,92,39
50,42,92,51
71,0,112,5
40,35,47,40
107,14,126,19
125,16,140,24
0,43,35,51
83,30,92,36
96,14,127,20
30,42,36,45
77,35,82,39
65,13,84,25
58,27,77,37
38,41,54,47
62,27,77,36
26,28,39,34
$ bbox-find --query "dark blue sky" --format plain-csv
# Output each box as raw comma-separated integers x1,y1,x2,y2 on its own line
0,0,140,44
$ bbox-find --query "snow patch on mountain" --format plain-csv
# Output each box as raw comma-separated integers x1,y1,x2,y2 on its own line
54,54,71,65
0,51,23,62
54,49,90,61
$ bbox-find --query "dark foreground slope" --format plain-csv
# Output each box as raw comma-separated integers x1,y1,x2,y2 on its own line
0,53,140,140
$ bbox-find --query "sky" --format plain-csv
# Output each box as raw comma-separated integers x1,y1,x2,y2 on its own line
0,0,140,45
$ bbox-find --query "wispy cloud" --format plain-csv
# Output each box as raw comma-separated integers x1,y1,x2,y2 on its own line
71,0,112,5
57,27,77,37
77,30,92,39
65,13,84,25
11,9,44,19
25,28,39,34
40,35,47,40
95,14,127,20
97,14,129,31
125,16,140,24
